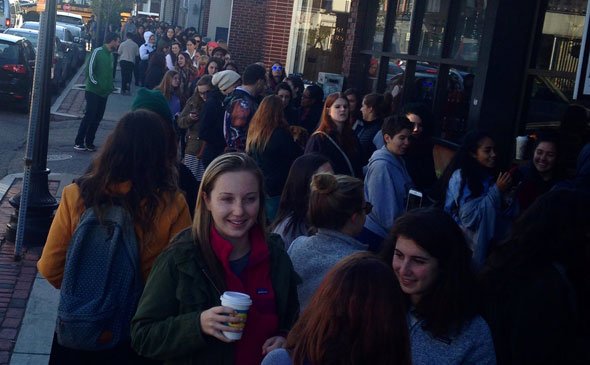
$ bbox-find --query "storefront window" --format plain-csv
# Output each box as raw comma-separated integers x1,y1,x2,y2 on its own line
365,0,388,51
418,0,448,57
440,65,475,142
535,0,587,98
398,62,474,142
288,0,351,83
390,0,415,54
451,0,486,62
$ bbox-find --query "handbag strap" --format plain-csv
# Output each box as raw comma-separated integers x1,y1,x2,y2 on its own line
312,131,355,176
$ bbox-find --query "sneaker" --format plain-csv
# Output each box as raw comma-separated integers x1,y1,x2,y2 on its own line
85,144,97,152
74,144,86,151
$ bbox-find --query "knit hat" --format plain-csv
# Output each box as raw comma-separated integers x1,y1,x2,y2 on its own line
212,70,241,93
131,88,173,123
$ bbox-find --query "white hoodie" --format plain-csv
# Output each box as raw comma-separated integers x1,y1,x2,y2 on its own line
139,31,155,61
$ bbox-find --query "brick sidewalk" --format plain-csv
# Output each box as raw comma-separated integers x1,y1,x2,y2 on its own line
0,178,59,365
53,72,87,120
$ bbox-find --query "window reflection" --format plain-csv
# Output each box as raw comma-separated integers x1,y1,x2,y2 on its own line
451,0,486,61
418,0,448,57
289,0,351,82
535,0,587,98
393,62,474,142
366,0,388,51
390,0,415,54
440,66,474,142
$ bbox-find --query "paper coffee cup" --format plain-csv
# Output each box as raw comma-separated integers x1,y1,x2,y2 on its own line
220,291,252,340
515,136,528,160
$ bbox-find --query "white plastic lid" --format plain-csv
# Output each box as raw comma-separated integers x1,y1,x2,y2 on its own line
220,291,252,306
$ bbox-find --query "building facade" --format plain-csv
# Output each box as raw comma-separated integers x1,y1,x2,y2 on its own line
164,0,588,157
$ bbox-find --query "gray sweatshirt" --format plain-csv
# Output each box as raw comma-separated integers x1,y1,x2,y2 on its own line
287,228,368,309
408,311,496,364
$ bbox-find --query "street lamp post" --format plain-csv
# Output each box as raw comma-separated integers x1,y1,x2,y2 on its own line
6,0,59,259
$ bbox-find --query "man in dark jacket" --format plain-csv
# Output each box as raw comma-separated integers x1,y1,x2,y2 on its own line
223,64,266,151
74,32,120,152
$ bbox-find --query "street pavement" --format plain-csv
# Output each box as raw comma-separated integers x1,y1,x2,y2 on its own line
0,65,137,365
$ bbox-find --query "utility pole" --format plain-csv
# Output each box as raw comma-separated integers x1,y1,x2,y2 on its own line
7,0,59,259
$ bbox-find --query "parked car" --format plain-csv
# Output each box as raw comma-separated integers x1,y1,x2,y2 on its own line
4,27,70,89
387,62,469,104
0,0,23,31
21,21,79,73
56,21,85,65
0,33,34,110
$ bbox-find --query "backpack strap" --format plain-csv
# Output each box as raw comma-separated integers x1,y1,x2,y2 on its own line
312,131,355,176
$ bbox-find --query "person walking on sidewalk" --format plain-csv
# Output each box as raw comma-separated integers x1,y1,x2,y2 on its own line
118,32,139,95
74,32,120,152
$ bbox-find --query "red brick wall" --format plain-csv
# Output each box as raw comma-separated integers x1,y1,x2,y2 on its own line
342,0,370,92
228,0,268,69
261,0,294,70
201,0,211,37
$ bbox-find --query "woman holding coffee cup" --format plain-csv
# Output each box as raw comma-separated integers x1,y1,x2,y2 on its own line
131,153,300,365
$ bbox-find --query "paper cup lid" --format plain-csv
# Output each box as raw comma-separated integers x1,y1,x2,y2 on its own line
220,291,252,306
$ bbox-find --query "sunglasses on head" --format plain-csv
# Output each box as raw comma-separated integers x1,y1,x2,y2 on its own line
272,65,283,71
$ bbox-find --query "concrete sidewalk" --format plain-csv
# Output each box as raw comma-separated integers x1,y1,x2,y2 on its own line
0,63,137,365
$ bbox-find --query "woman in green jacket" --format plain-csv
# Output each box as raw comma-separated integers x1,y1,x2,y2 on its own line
131,153,300,365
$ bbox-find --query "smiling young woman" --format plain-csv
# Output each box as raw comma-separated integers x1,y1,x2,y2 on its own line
359,115,415,252
381,208,496,365
441,131,518,270
131,153,300,365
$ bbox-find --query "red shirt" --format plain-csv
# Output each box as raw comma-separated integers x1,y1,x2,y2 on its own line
210,225,279,365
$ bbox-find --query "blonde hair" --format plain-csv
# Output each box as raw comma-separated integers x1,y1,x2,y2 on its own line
308,173,364,230
192,153,267,289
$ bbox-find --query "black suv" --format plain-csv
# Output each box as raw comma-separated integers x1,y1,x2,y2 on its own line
0,33,35,110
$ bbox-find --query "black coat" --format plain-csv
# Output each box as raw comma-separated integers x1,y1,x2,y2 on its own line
199,89,226,167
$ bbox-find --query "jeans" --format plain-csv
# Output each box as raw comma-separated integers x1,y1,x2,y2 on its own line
119,60,134,92
75,91,108,146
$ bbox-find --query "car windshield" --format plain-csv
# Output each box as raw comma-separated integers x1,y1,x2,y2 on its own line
22,22,40,30
5,30,38,48
55,28,65,41
57,22,81,36
56,15,83,26
0,42,19,64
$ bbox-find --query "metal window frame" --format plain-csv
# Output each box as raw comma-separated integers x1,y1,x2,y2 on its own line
361,0,483,139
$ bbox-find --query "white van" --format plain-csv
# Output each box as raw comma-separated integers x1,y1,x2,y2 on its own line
0,0,23,31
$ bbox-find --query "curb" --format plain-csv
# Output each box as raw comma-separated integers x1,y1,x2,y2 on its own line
0,173,78,365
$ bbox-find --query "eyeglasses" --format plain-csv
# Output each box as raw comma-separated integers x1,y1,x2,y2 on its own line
361,202,373,215
272,65,283,71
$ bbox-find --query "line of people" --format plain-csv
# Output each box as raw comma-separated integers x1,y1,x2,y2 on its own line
49,24,590,364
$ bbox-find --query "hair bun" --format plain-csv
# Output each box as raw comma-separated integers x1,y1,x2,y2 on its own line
311,173,338,195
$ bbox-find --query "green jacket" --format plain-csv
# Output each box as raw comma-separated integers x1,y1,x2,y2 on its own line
85,44,114,98
130,228,301,364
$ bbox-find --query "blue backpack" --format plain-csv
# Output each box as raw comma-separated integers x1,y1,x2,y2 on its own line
56,205,143,350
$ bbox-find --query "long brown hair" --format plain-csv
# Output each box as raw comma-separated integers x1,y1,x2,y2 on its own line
316,92,357,153
155,70,179,100
76,110,178,248
285,252,411,365
245,95,288,153
192,153,267,290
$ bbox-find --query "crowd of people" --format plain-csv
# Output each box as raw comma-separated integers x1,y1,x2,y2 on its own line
41,14,590,365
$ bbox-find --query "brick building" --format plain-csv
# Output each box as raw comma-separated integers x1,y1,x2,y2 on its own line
164,0,588,158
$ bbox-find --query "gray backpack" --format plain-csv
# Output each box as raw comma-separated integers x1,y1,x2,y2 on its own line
56,205,143,350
